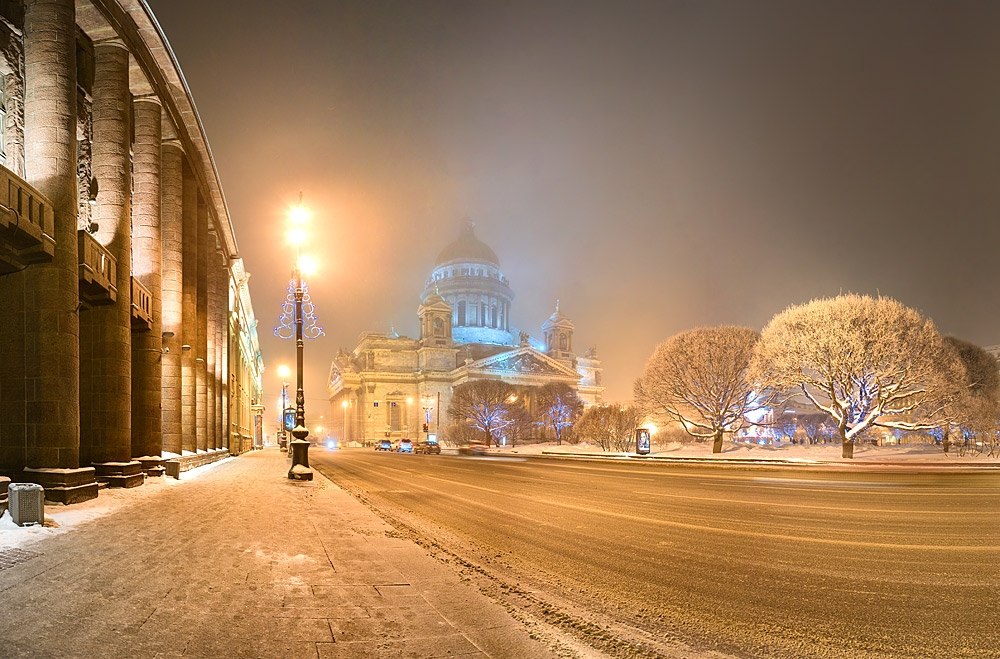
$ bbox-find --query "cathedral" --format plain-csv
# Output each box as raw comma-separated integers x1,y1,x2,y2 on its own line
327,223,604,444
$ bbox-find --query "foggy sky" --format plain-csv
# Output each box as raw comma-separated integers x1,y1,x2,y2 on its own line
145,0,1000,425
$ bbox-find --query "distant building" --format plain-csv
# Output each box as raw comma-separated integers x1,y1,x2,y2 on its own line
328,223,604,443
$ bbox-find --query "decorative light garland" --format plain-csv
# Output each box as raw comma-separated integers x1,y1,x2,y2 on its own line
274,278,325,340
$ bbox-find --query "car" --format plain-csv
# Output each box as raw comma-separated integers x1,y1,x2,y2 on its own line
375,439,392,451
415,438,441,455
397,438,414,454
457,444,488,456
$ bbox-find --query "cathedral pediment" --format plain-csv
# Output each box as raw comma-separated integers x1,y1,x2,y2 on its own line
468,347,578,379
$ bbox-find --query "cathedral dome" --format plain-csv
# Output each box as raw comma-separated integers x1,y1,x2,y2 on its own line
423,222,514,347
434,222,500,267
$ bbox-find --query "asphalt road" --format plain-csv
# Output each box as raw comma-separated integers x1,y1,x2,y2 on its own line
311,449,1000,658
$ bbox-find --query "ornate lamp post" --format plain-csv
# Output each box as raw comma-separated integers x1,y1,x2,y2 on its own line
276,364,291,449
421,396,434,440
275,195,324,481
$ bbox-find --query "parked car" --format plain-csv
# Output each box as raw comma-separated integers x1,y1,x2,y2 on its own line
415,438,441,455
375,439,392,451
397,438,414,454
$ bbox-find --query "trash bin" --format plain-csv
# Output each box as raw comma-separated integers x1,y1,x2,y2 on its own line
9,483,44,526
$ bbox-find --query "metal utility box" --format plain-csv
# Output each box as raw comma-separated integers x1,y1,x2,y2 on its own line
9,483,44,526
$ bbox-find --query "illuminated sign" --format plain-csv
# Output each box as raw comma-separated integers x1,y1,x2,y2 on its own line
636,428,651,455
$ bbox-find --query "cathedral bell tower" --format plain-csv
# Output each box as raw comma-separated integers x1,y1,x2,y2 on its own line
542,301,575,362
418,290,453,347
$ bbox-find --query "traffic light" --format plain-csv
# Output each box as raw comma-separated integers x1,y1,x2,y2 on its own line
422,424,429,433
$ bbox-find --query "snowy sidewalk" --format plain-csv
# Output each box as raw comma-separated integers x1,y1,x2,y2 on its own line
0,449,554,658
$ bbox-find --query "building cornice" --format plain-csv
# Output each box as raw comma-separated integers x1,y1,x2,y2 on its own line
88,0,239,260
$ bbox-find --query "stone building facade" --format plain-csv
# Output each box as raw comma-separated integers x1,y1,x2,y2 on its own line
328,223,604,444
0,0,263,503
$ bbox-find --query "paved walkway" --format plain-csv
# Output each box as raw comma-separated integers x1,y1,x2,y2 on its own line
0,449,555,658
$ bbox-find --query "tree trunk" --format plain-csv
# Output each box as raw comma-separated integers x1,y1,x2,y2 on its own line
712,430,724,454
942,427,950,454
842,438,854,459
484,428,492,447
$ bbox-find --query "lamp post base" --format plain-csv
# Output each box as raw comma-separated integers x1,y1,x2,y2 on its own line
288,438,313,481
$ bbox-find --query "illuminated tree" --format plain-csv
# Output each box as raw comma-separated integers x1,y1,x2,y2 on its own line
576,404,645,452
751,295,964,459
448,380,517,447
634,326,766,453
772,413,798,444
800,413,837,445
536,383,583,445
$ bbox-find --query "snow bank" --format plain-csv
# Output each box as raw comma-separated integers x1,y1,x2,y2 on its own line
496,440,998,464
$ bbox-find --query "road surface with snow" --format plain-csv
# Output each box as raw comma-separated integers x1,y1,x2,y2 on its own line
313,448,1000,658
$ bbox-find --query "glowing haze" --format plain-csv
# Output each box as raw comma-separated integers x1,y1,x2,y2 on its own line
146,0,1000,426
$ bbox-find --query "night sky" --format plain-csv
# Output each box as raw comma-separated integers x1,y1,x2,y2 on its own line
145,0,1000,422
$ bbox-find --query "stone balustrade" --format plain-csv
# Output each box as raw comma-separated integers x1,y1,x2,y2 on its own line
131,276,153,330
78,229,117,307
0,164,55,274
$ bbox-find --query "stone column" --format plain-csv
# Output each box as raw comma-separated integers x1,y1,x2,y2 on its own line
180,163,198,453
195,196,208,452
206,231,218,451
78,39,141,488
215,256,226,450
130,95,164,476
10,0,97,503
159,138,184,455
221,266,230,450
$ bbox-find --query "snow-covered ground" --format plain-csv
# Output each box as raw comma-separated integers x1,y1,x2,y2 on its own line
493,440,1000,463
0,457,232,551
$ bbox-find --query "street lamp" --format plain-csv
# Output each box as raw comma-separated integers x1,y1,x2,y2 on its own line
421,396,434,440
277,364,291,450
274,194,325,481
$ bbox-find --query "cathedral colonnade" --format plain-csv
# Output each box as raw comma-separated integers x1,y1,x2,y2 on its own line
0,0,264,503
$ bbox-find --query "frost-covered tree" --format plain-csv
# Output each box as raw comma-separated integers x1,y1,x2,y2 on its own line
576,404,645,452
751,295,964,459
448,380,516,447
443,422,482,447
501,399,535,447
634,326,766,454
942,337,1000,454
536,383,583,445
